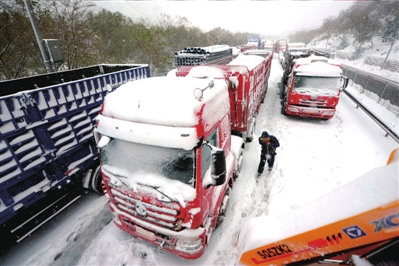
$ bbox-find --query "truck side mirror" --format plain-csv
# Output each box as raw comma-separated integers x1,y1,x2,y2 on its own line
97,135,111,148
342,76,349,90
211,149,226,186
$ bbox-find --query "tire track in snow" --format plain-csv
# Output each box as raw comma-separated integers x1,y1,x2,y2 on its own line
52,201,112,266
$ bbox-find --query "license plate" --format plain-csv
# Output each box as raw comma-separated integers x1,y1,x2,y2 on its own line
135,226,156,241
303,109,318,114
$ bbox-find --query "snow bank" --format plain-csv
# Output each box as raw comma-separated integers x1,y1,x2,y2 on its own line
237,155,399,258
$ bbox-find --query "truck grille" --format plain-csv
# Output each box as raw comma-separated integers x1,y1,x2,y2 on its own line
110,188,181,230
299,98,328,107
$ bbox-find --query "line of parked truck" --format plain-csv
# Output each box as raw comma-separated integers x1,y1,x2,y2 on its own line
0,44,273,258
95,48,273,258
2,38,396,264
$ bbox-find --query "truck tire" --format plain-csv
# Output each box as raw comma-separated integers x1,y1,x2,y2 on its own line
216,189,230,228
281,102,287,115
261,82,268,103
90,166,104,194
246,118,256,142
278,82,285,99
234,147,244,180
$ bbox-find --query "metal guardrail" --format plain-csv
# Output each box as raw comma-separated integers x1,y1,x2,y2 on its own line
342,64,399,107
343,89,399,143
341,64,398,143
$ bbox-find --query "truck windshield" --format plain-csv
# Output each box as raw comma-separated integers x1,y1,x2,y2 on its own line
101,138,195,187
293,76,341,95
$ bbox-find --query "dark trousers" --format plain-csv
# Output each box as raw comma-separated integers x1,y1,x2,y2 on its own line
257,152,275,173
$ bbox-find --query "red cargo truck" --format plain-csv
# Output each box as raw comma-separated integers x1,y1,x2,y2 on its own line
176,52,273,142
280,55,348,119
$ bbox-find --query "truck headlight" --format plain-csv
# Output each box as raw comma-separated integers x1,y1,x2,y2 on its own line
287,106,299,112
176,238,203,253
110,175,122,187
324,110,335,116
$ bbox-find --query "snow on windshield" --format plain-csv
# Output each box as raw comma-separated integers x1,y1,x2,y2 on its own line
294,76,342,96
101,138,196,205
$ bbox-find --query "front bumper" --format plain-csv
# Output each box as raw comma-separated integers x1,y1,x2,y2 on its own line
110,202,207,259
285,105,336,119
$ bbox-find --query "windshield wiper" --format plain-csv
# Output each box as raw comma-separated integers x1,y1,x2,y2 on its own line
137,182,175,202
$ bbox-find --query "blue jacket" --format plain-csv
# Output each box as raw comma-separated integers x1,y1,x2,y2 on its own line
259,131,280,155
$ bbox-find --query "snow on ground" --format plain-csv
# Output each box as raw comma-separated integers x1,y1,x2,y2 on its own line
2,51,398,266
312,36,399,82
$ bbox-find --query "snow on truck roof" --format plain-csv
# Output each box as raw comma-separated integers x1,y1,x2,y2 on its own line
228,53,265,71
98,76,230,150
294,55,343,77
186,66,227,79
185,53,266,79
101,76,229,129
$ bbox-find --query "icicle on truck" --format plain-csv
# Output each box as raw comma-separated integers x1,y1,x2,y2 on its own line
280,52,349,119
93,56,273,258
0,64,150,244
176,53,273,142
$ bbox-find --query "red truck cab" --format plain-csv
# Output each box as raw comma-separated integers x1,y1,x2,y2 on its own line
176,53,272,141
94,76,244,259
281,56,348,119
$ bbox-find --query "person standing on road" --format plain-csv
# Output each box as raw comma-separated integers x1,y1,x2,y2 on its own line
257,131,280,178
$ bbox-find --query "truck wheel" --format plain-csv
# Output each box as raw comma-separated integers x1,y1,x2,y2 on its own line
281,102,287,115
261,82,268,103
234,148,244,180
246,118,256,142
278,83,285,99
90,166,104,194
216,189,230,228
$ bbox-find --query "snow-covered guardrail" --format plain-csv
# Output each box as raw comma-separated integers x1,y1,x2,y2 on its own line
341,64,399,107
343,89,399,143
364,55,399,72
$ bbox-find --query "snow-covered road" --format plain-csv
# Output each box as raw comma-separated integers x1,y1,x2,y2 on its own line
2,55,397,266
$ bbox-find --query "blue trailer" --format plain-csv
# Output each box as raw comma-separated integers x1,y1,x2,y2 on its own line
246,36,263,49
0,64,150,242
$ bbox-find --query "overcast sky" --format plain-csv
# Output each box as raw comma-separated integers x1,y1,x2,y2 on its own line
93,1,354,37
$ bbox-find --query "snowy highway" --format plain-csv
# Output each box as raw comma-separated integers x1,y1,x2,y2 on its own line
2,55,398,266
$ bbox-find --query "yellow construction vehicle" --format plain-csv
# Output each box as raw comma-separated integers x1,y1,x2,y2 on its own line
237,148,399,265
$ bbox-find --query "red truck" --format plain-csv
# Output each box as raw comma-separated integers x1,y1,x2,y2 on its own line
94,75,245,259
276,39,288,53
280,54,348,119
176,52,273,142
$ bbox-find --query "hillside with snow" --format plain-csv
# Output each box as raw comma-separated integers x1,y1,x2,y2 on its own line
310,35,398,82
